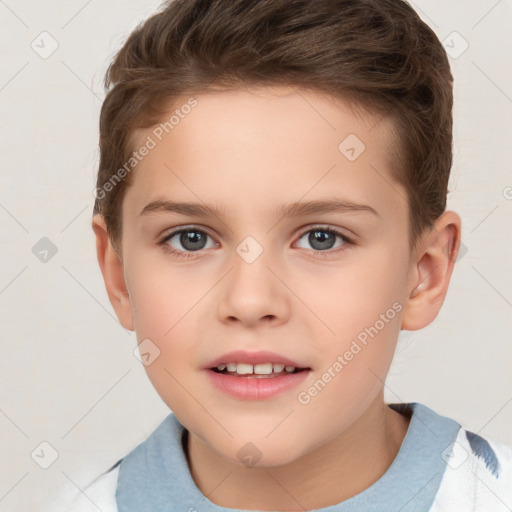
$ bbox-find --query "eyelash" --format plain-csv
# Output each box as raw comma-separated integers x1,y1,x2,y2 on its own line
157,225,355,260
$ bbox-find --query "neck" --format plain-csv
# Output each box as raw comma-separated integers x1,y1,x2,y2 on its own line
186,393,410,510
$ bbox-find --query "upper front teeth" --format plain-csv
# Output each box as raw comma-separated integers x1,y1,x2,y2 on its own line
217,363,296,374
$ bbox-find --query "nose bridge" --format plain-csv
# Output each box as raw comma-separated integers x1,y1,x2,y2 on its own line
230,233,276,299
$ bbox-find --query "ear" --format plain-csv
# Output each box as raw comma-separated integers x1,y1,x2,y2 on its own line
91,214,134,331
401,210,462,330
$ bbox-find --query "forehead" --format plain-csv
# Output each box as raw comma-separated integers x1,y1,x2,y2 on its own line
123,85,406,225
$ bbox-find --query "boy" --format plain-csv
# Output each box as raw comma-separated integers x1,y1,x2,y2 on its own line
74,0,512,510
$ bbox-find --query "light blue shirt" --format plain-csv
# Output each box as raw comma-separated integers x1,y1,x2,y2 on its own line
113,402,480,511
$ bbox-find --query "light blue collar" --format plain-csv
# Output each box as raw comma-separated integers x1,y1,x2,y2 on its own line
116,402,461,511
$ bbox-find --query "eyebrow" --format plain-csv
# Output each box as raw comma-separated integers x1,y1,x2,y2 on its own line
139,199,379,219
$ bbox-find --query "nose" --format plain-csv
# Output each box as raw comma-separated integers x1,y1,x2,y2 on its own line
216,248,291,328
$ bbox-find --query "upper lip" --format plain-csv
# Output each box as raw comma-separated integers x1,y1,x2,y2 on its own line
203,350,309,370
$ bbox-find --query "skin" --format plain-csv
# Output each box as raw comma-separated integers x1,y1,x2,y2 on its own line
93,85,461,510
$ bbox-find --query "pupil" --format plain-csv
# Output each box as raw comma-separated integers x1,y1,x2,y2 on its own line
309,230,335,250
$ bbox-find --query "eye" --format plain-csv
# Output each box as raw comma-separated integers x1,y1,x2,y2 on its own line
294,226,353,254
158,227,217,258
158,225,354,260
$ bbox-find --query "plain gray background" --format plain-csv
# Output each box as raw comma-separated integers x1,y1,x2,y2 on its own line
0,1,511,510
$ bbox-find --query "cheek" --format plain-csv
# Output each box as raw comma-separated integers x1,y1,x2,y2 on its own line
125,259,210,397
297,247,406,393
301,248,406,336
129,278,204,364
130,287,202,413
126,256,201,334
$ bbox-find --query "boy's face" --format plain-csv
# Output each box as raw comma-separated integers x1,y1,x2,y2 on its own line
115,86,419,466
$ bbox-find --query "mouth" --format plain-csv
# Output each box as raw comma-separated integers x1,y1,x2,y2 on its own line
209,362,310,378
204,350,312,400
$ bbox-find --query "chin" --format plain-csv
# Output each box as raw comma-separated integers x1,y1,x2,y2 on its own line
213,436,305,469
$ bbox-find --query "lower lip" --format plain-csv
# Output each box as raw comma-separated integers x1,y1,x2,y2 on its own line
205,369,311,400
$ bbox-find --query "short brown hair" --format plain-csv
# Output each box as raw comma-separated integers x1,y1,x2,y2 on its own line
93,0,453,253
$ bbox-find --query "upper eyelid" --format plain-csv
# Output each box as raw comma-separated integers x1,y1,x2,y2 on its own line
298,225,351,236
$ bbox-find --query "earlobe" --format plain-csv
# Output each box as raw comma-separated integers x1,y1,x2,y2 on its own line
91,214,134,331
401,211,461,331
